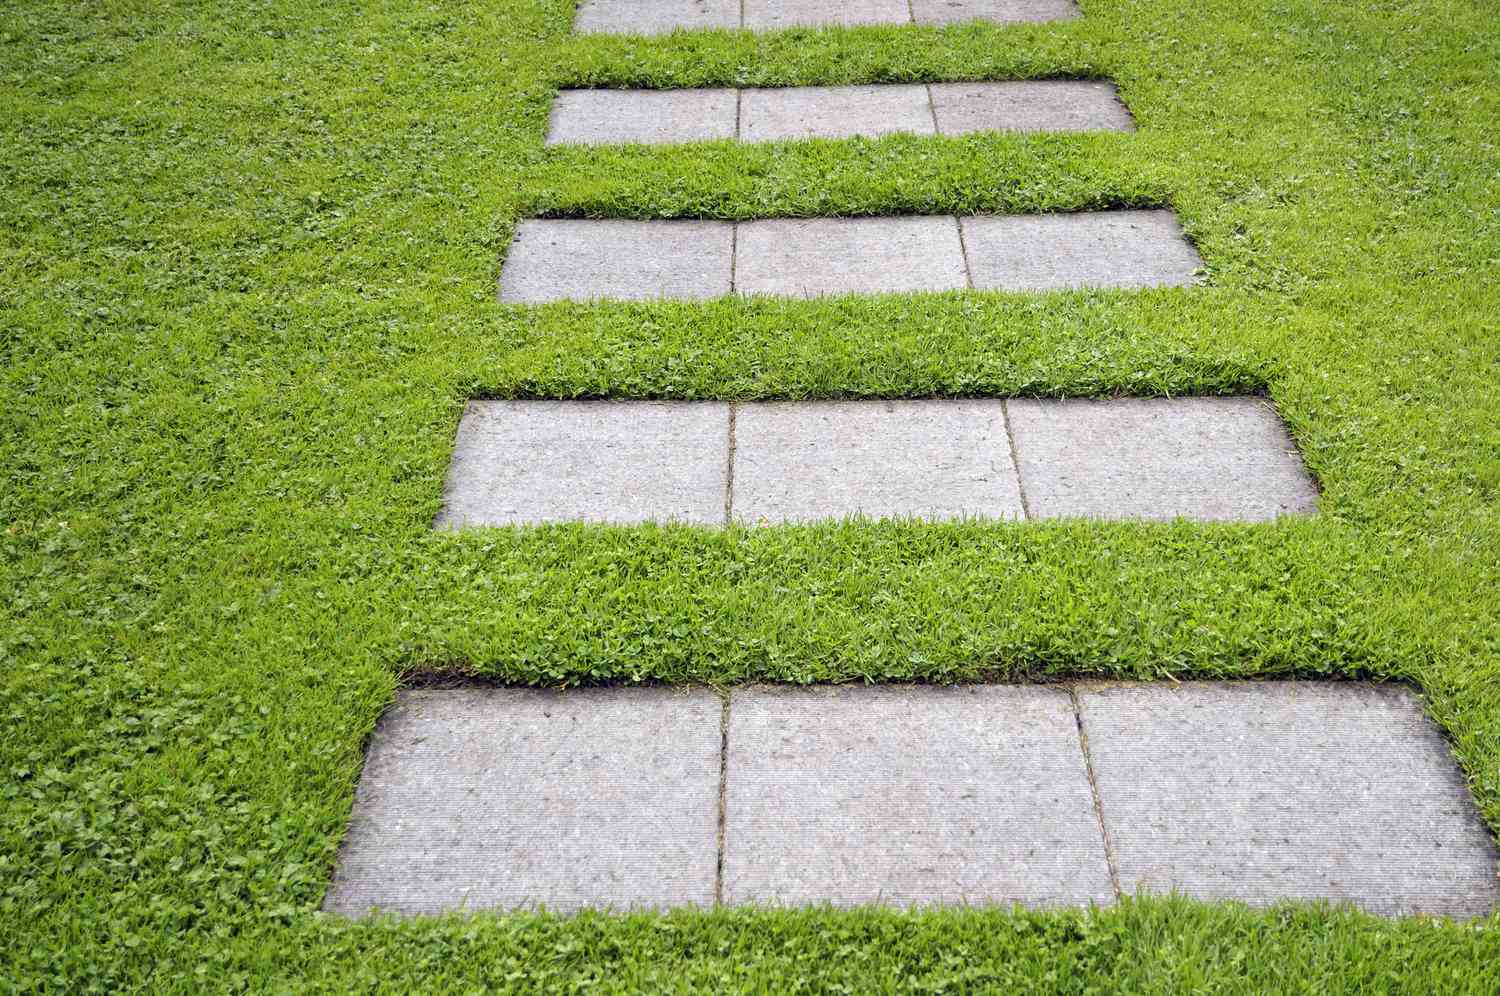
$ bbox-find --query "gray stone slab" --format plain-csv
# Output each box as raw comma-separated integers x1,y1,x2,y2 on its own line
1077,682,1500,918
547,89,738,146
731,400,1023,523
325,686,722,916
735,216,968,298
573,0,739,35
1005,397,1318,521
739,84,935,142
436,401,729,527
499,219,733,304
722,684,1114,908
930,81,1135,135
960,210,1203,292
911,0,1081,24
741,0,911,30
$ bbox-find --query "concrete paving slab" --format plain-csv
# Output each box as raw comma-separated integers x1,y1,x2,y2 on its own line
735,216,968,298
324,686,722,916
499,218,734,304
731,400,1023,523
1005,397,1319,521
931,81,1135,134
547,88,738,146
739,85,936,142
435,401,729,527
573,0,740,35
960,210,1203,292
722,684,1114,908
911,0,1081,24
1077,682,1500,918
741,0,911,30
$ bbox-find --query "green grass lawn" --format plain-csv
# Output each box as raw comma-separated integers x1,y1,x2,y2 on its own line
4,0,1500,989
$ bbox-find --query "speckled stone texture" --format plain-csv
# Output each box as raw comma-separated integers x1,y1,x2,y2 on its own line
739,84,935,142
323,686,722,916
721,684,1115,908
960,210,1204,292
731,400,1024,523
435,400,729,527
740,0,910,30
1077,681,1500,918
572,0,739,35
734,216,969,298
546,88,737,145
931,81,1135,134
498,218,733,304
1005,396,1319,521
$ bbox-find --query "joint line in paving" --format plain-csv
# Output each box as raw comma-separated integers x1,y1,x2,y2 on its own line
953,215,976,290
999,400,1031,518
724,403,738,524
714,690,731,905
1069,684,1123,900
734,87,743,140
738,0,746,29
906,0,917,23
923,83,941,135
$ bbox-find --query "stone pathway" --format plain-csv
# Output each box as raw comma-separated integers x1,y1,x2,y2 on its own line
434,398,1318,527
547,82,1134,145
573,0,1080,35
499,211,1202,303
325,682,1500,917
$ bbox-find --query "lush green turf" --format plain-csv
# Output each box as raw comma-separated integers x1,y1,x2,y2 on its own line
4,0,1500,989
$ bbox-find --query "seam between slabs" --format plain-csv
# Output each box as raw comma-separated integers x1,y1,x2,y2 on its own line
1069,684,1123,901
999,399,1031,520
714,691,731,904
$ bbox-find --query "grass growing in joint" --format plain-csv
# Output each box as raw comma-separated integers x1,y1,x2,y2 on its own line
3,0,1500,989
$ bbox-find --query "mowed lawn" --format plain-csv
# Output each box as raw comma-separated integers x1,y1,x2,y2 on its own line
4,0,1500,989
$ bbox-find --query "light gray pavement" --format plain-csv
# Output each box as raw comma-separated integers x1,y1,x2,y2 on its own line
323,686,722,916
1076,681,1500,918
573,0,1079,33
434,400,729,527
499,211,1200,303
731,400,1024,523
1005,397,1321,521
435,398,1315,527
327,682,1500,917
722,684,1114,907
545,82,1134,146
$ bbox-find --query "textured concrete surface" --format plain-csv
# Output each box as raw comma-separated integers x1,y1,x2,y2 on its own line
1005,397,1319,521
931,81,1135,134
736,216,968,298
740,84,935,142
741,0,911,30
324,686,722,916
1078,682,1500,918
499,219,733,304
435,401,729,527
731,400,1024,523
547,88,737,146
573,0,739,35
912,0,1081,24
960,210,1203,292
722,684,1115,908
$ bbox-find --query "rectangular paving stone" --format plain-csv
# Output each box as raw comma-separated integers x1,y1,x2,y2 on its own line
931,81,1135,134
741,0,911,30
324,686,722,916
499,218,733,304
722,684,1114,908
960,210,1204,292
1005,397,1318,521
546,88,737,146
911,0,1081,24
1077,682,1500,919
731,400,1023,523
435,401,729,527
739,84,935,142
573,0,739,35
735,216,968,298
